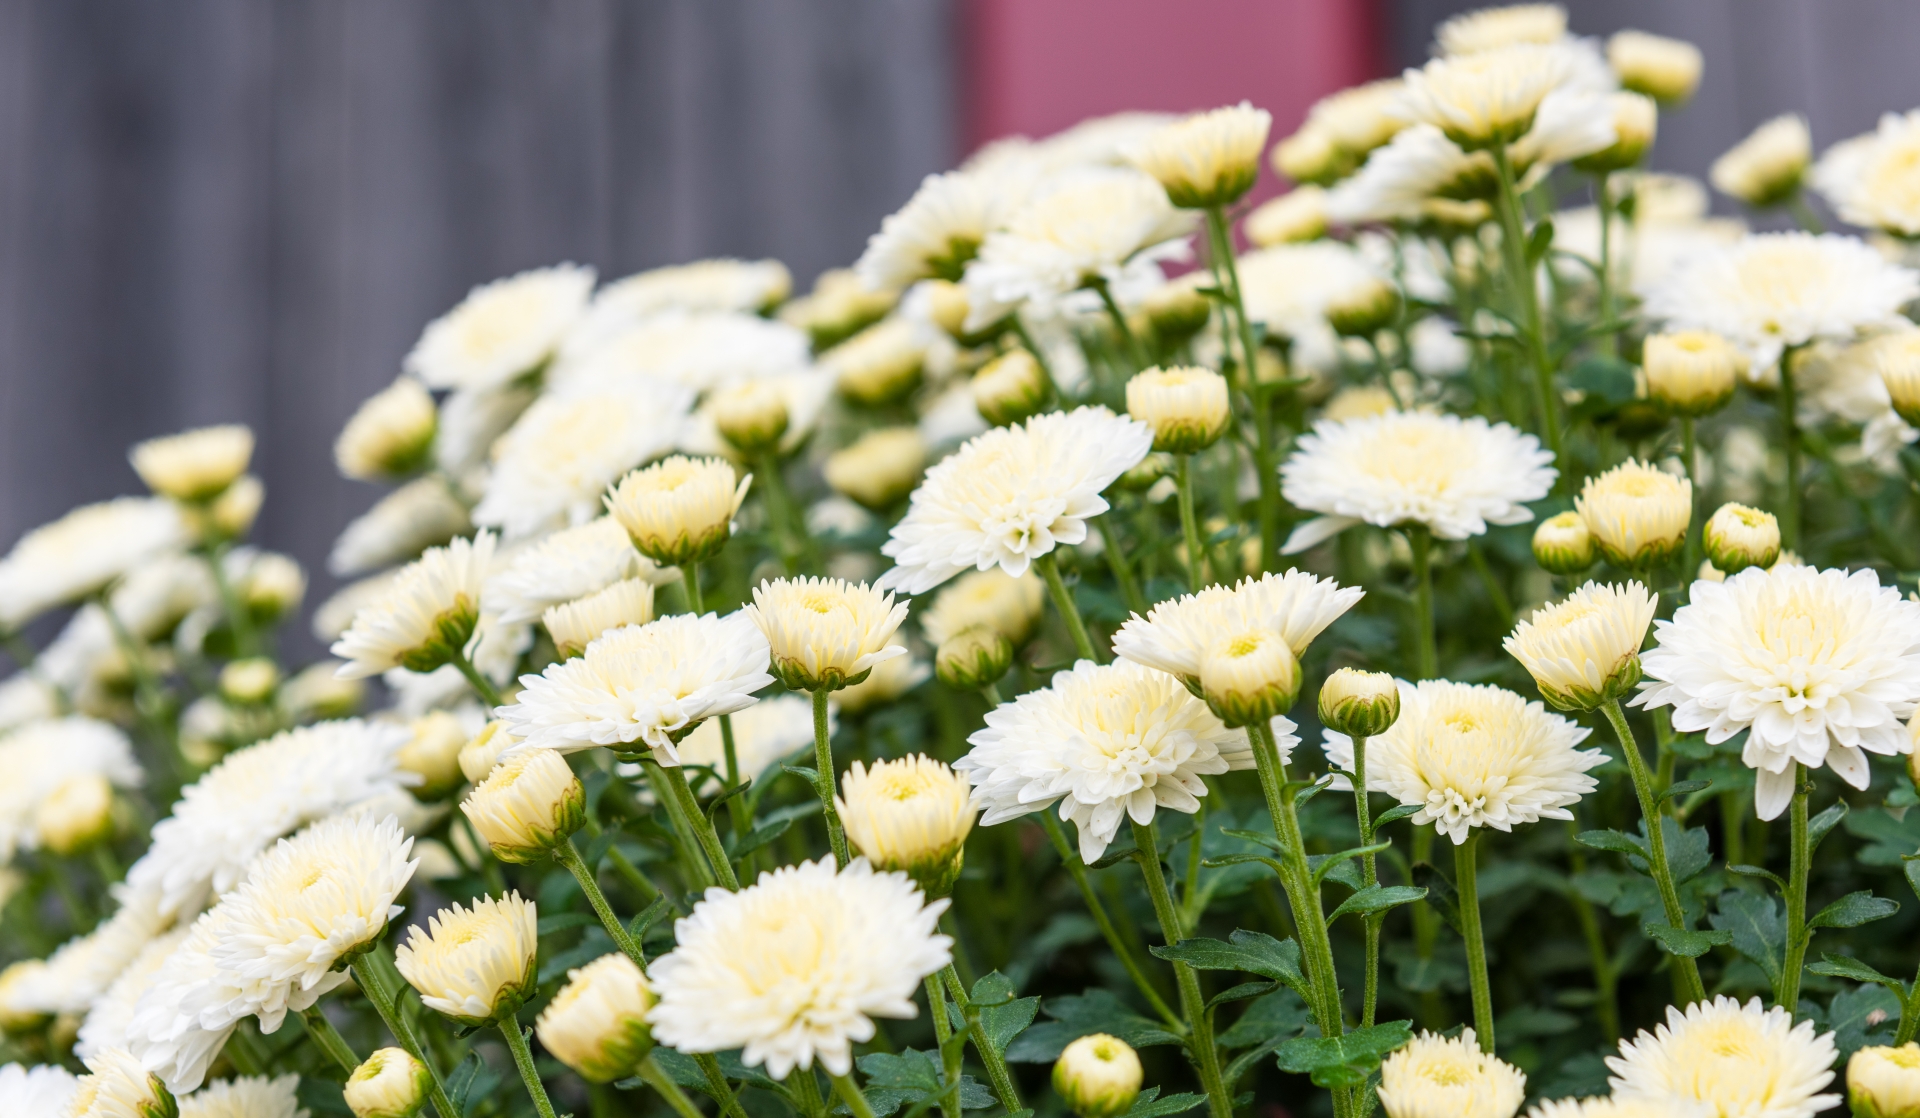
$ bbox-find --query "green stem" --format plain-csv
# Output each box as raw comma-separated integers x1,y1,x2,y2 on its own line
788,1066,830,1118
636,1053,708,1118
642,759,717,892
833,1073,879,1118
662,761,741,890
942,965,1023,1113
1680,416,1700,585
1176,454,1205,594
203,542,259,658
1779,765,1810,1011
755,455,814,574
1595,171,1617,358
1896,961,1920,1045
1778,345,1802,553
1204,205,1264,390
926,974,961,1118
680,561,707,614
1410,825,1442,1031
1251,383,1283,575
1096,515,1146,616
719,714,750,837
1351,735,1381,1028
554,838,646,965
1406,526,1437,681
1246,720,1345,1043
353,951,459,1118
450,650,501,708
1787,192,1826,235
1601,700,1706,1005
1565,821,1621,1043
1010,316,1056,388
1040,813,1183,1029
90,844,121,887
1464,540,1515,634
696,1054,749,1118
1129,820,1232,1118
812,689,852,867
1454,834,1495,1052
500,1012,560,1118
1489,140,1564,466
301,1005,360,1073
1091,278,1147,372
1035,553,1099,662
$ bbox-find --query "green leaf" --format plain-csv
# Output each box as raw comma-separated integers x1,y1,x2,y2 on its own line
1122,1088,1208,1118
1277,1020,1414,1089
1149,930,1306,994
1831,983,1903,1059
1726,864,1787,892
1525,219,1556,267
1329,885,1427,922
1308,842,1391,887
1643,923,1731,958
1658,779,1712,803
1219,828,1282,852
1906,857,1920,905
1710,890,1786,989
1810,802,1850,855
446,1050,501,1118
1199,852,1288,878
703,778,752,825
1810,953,1909,994
1369,804,1424,835
1218,990,1313,1049
1004,989,1184,1063
1089,836,1143,869
852,1050,993,1116
1206,981,1279,1010
780,762,819,783
1809,891,1899,930
536,912,599,936
1411,862,1462,936
970,972,1040,1055
1565,355,1636,407
1576,829,1649,860
1845,807,1920,867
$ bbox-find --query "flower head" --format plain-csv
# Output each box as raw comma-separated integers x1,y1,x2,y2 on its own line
1815,110,1920,237
0,1063,78,1116
0,716,141,863
1377,1029,1526,1118
543,579,655,660
130,425,254,503
1711,115,1812,209
1634,564,1920,819
67,1048,176,1118
406,264,592,391
344,1049,430,1118
971,350,1053,428
327,479,470,578
604,456,751,568
1504,581,1657,711
1127,102,1272,209
1608,996,1838,1118
837,755,976,898
1320,667,1402,738
646,857,952,1078
461,750,586,863
0,498,186,631
1608,30,1703,105
1435,4,1567,55
1244,187,1329,246
336,379,437,482
879,407,1153,594
483,517,671,626
747,577,909,692
936,626,1014,692
1644,331,1744,415
956,659,1254,861
578,258,791,340
1053,1034,1143,1118
331,532,496,679
1702,504,1781,575
1280,411,1555,553
536,954,655,1084
710,379,792,455
1113,570,1363,693
177,1075,304,1118
1324,679,1603,843
394,893,539,1027
1532,511,1596,574
75,927,189,1062
1126,366,1230,454
921,569,1045,647
1852,1044,1920,1118
1869,330,1920,426
856,170,1015,292
1575,460,1692,570
1397,43,1576,149
824,428,927,511
827,319,926,407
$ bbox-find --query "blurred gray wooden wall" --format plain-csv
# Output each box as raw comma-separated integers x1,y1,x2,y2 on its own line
0,0,957,657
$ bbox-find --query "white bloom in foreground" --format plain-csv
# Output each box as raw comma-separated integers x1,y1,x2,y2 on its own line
1325,680,1603,844
1126,101,1272,209
332,532,496,679
1634,564,1920,820
535,953,655,1084
395,893,538,1026
406,264,593,391
920,569,1045,647
130,425,254,504
673,694,819,786
0,1063,77,1116
647,857,951,1078
76,927,189,1060
483,516,673,625
67,1048,174,1118
746,576,909,692
1280,411,1555,553
327,478,471,578
1816,109,1920,237
0,497,186,631
1608,996,1838,1118
1505,581,1657,711
1434,4,1566,56
1377,1029,1526,1118
178,1074,305,1118
501,611,771,761
1113,570,1363,691
957,659,1255,861
125,908,247,1093
879,407,1152,594
1645,232,1920,370
211,815,416,1023
1712,115,1812,208
857,169,1012,292
461,750,585,863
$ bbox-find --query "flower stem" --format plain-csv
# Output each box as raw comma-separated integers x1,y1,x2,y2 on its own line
1594,171,1617,358
1778,346,1802,553
1176,454,1206,593
662,761,741,890
1406,526,1437,681
1565,820,1621,1043
499,1011,560,1118
450,650,501,708
554,838,647,964
1128,819,1232,1118
719,714,750,837
1039,812,1184,1029
942,965,1024,1113
301,1005,360,1073
696,1054,749,1118
1680,416,1700,585
642,759,717,892
812,689,852,867
756,455,814,574
636,1052,708,1118
833,1073,879,1118
1454,834,1495,1053
1350,735,1382,1028
1488,140,1563,467
203,542,259,658
1601,699,1706,1005
1204,205,1263,388
1097,515,1146,616
926,974,961,1118
1779,764,1811,1011
1246,720,1346,1043
680,561,706,615
787,1066,830,1118
1092,278,1147,372
1896,961,1920,1045
1035,553,1099,663
352,950,459,1118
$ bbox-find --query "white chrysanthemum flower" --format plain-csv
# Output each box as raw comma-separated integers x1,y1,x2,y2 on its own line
823,427,928,511
1377,1029,1526,1118
211,815,416,1024
344,1048,431,1118
1646,232,1920,371
745,577,909,692
394,893,539,1027
0,497,186,631
1634,564,1920,820
858,170,1015,292
1280,410,1555,553
1712,115,1812,208
472,378,693,539
1324,680,1604,844
462,749,585,863
0,673,58,733
0,716,141,862
68,1047,174,1118
1608,996,1839,1118
501,611,771,762
535,954,655,1084
1113,570,1364,692
544,578,655,660
1244,186,1329,246
1608,30,1704,105
1302,78,1411,165
920,569,1045,647
327,478,471,578
1505,581,1657,711
1325,124,1495,225
556,310,809,396
483,517,673,626
1435,3,1567,55
825,318,927,406
1528,1097,1709,1118
130,425,254,504
434,383,536,479
124,907,253,1093
672,694,820,785
1815,110,1920,236
878,407,1153,594
604,455,751,569
75,926,189,1060
178,1074,306,1118
570,258,792,350
0,1062,78,1116
1126,102,1272,209
332,532,496,680
680,370,835,460
127,719,413,918
838,755,975,897
1235,242,1385,368
7,898,170,1018
647,856,952,1079
406,264,593,391
1397,43,1578,148
956,659,1256,861
336,378,437,482
1575,459,1692,570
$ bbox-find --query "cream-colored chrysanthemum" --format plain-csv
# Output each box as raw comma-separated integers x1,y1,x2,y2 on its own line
461,749,585,864
572,258,791,346
544,578,655,659
1244,186,1329,246
825,318,926,407
1054,1034,1144,1118
124,907,250,1093
957,659,1255,861
331,532,495,679
6,898,170,1019
177,1074,305,1118
472,377,694,539
1377,1029,1526,1118
1574,460,1691,569
671,694,821,787
1126,102,1272,209
393,710,466,800
970,349,1052,428
780,269,899,350
1530,511,1595,574
343,1048,430,1118
745,576,909,692
1711,115,1812,208
709,378,792,454
67,1048,175,1118
1527,1096,1709,1118
1504,581,1657,711
824,428,927,511
1435,3,1567,55
211,815,416,1022
1635,564,1920,820
681,369,835,462
647,856,952,1079
1574,91,1657,173
878,407,1152,594
406,264,593,391
536,954,655,1084
1397,43,1577,149
1324,680,1603,844
833,654,932,715
1113,570,1363,692
1608,29,1703,105
857,170,1016,292
604,455,751,569
1702,503,1781,575
130,425,254,503
336,378,437,481
327,478,471,577
1851,1044,1920,1118
559,308,809,395
0,716,141,863
1644,331,1744,415
394,893,538,1027
0,497,186,631
37,772,115,856
1814,109,1920,237
920,569,1045,647
1127,366,1230,454
1608,996,1839,1118
837,755,975,897
482,517,672,626
1323,124,1495,226
0,1062,78,1115
75,926,189,1061
1280,411,1555,553
1868,330,1920,427
501,611,772,761
1236,243,1384,363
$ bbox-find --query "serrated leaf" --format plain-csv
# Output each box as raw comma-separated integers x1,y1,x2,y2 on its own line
1329,885,1427,922
1206,981,1279,1010
1308,842,1391,887
1277,1021,1414,1089
1658,779,1712,803
1810,802,1849,855
1809,891,1899,929
1219,827,1283,852
1810,953,1908,994
1004,988,1184,1063
780,762,818,783
1218,990,1313,1049
1411,862,1462,935
1149,930,1306,995
1710,890,1785,989
1831,983,1902,1059
704,778,752,824
1643,922,1731,958
1089,837,1143,869
1576,829,1649,860
1122,1088,1207,1118
969,972,1040,1055
1844,807,1920,867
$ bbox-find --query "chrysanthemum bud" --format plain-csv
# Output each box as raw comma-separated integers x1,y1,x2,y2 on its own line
837,755,975,899
219,657,281,705
0,960,47,1033
1644,330,1743,416
972,350,1052,427
461,749,586,864
1325,277,1400,338
1318,668,1400,738
1711,114,1811,208
829,318,925,407
240,552,306,622
1141,277,1213,347
400,709,470,800
1273,123,1342,186
1575,460,1691,570
395,892,539,1027
920,279,972,339
1199,629,1301,728
69,1048,177,1118
1504,581,1656,712
1126,366,1230,455
337,378,438,482
780,267,897,351
935,625,1013,691
36,773,115,856
1703,503,1781,575
1129,102,1271,209
1609,29,1704,106
130,424,254,504
280,662,365,721
544,578,655,659
745,576,909,693
710,380,791,456
1851,1044,1920,1118
346,1047,432,1118
605,455,751,568
458,720,514,783
209,474,265,539
535,954,656,1084
1574,92,1658,174
824,427,927,511
1532,511,1596,574
1054,1034,1143,1118
1245,186,1329,246
1869,332,1920,428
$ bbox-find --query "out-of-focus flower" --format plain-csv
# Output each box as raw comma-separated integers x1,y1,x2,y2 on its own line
971,349,1053,428
0,497,186,631
1126,101,1271,209
1434,3,1567,56
0,716,141,863
827,318,927,407
0,1062,78,1115
483,517,672,626
336,379,438,481
920,569,1045,648
1710,116,1812,208
781,269,900,351
858,171,1015,292
571,258,790,347
824,428,927,511
1397,43,1579,149
1573,92,1657,173
1643,331,1743,415
1126,366,1229,454
396,710,469,800
1608,30,1703,105
536,954,655,1084
332,533,495,679
35,773,115,857
406,265,593,392
328,479,471,578
544,578,655,660
1815,109,1920,237
1245,186,1330,245
833,653,932,715
936,625,1014,692
130,425,254,504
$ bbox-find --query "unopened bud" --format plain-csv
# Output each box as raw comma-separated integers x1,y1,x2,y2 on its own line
936,625,1013,692
920,279,972,340
837,755,974,899
1609,30,1704,106
1644,330,1742,416
1126,366,1230,455
1573,92,1658,174
1318,668,1400,738
1702,503,1781,576
1850,1043,1920,1118
1141,277,1213,347
1325,277,1400,339
535,954,656,1084
972,350,1052,427
1870,332,1920,428
711,380,790,456
1199,629,1301,728
458,720,515,783
1532,511,1596,575
1054,1034,1143,1118
219,657,281,705
346,1047,432,1118
461,749,586,864
824,427,926,511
